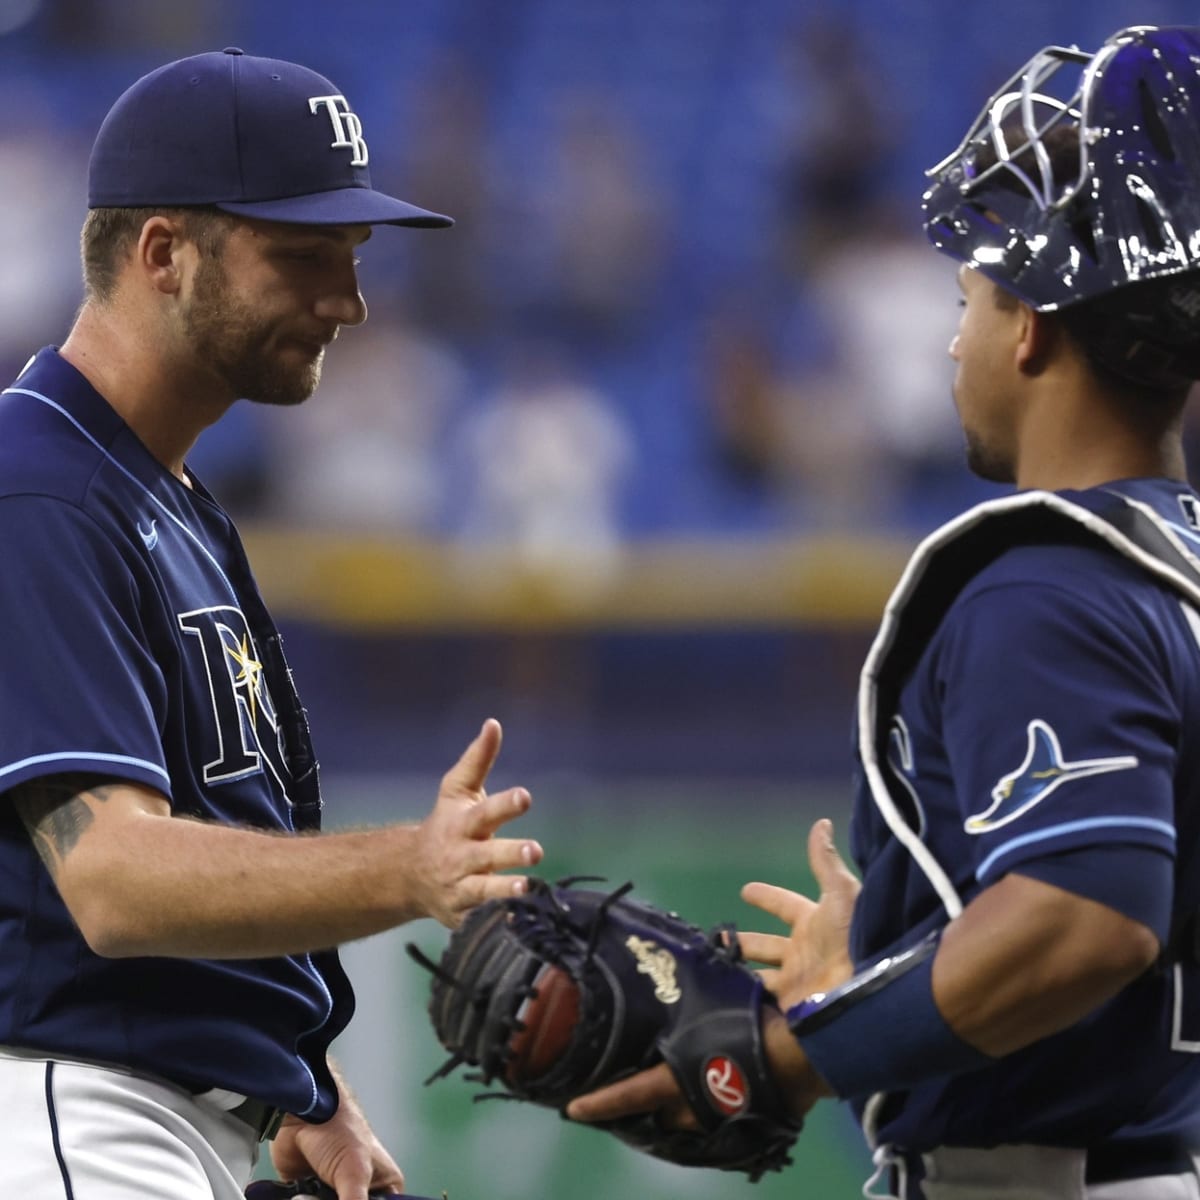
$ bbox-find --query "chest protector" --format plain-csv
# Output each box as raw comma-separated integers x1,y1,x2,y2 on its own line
858,488,1200,955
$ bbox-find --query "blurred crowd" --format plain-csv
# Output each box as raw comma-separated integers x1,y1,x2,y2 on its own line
6,0,1200,576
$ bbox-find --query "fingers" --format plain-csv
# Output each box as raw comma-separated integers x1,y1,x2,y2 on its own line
807,818,861,900
441,718,503,795
740,881,809,925
327,1161,372,1200
462,870,537,912
741,821,859,926
419,720,546,927
434,834,544,927
365,1149,404,1198
566,1061,681,1124
461,791,543,871
463,785,533,839
737,930,791,966
755,967,783,994
442,743,543,873
474,834,544,877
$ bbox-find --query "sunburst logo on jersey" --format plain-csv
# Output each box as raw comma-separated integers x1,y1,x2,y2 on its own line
224,632,265,729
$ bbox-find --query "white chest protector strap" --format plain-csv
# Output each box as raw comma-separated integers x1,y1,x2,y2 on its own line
857,487,1200,922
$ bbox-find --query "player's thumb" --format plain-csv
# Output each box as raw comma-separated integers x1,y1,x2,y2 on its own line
809,819,860,908
442,718,503,794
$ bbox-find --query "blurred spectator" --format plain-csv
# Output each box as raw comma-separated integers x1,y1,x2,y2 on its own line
452,341,634,603
773,14,896,276
701,263,837,507
705,316,784,494
686,12,926,529
808,204,965,494
738,203,963,528
703,305,898,530
703,197,963,530
260,313,470,534
496,94,669,351
0,112,87,382
385,54,499,342
41,0,220,50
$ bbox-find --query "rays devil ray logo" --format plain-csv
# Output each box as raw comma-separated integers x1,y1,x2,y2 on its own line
965,719,1137,834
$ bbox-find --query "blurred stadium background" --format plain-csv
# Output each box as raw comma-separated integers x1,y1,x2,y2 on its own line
5,1,1200,1195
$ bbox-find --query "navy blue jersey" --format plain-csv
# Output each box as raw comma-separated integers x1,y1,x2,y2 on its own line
849,478,1200,1153
0,348,353,1119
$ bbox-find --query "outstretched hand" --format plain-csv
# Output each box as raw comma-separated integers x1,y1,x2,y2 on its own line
409,718,543,927
739,818,860,1009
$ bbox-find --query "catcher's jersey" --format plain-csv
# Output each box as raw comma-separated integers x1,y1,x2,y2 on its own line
849,477,1200,1154
0,348,353,1119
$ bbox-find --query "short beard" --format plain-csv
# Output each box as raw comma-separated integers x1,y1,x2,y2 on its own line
963,433,1015,484
183,253,323,407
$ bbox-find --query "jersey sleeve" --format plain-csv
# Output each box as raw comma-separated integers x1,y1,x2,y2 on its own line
0,494,172,797
936,566,1180,910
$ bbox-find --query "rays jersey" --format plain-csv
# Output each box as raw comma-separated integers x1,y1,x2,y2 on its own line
850,477,1200,1155
0,348,353,1119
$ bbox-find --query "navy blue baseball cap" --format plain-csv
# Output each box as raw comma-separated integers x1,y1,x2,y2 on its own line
87,47,453,228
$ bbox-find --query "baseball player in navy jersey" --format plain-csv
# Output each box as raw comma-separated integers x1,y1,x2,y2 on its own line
0,49,544,1200
570,24,1200,1199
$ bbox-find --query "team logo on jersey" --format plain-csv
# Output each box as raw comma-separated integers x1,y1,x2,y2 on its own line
308,94,368,165
137,518,159,552
178,605,284,786
965,719,1138,834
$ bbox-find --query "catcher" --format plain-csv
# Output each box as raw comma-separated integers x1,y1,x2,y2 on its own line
577,24,1200,1200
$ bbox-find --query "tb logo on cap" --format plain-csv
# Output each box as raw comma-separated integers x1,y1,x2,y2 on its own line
309,94,369,166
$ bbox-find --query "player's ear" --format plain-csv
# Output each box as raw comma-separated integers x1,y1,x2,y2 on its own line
136,215,190,297
1014,304,1058,376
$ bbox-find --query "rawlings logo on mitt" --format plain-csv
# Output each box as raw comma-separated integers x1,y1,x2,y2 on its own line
406,878,802,1180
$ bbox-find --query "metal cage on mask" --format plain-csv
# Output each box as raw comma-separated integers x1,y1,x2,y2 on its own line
922,25,1200,390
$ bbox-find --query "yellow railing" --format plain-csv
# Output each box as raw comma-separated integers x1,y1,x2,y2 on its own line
239,527,915,631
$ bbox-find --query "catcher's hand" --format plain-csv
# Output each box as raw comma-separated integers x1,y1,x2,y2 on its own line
406,878,803,1180
244,1179,430,1199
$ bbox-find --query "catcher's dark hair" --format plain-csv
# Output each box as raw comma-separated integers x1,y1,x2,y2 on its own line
81,206,235,302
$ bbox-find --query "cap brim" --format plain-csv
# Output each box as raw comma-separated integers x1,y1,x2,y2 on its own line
215,186,453,228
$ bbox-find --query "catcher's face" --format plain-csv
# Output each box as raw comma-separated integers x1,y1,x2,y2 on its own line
181,218,370,407
949,265,1023,484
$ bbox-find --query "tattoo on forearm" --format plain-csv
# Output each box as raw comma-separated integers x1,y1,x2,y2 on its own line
10,774,121,879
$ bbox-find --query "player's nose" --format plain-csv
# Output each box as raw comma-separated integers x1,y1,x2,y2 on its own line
316,286,368,328
312,248,368,327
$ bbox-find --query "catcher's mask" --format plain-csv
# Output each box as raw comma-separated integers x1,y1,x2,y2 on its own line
923,25,1200,389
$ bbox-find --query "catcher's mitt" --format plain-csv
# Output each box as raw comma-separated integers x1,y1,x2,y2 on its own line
406,878,802,1181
